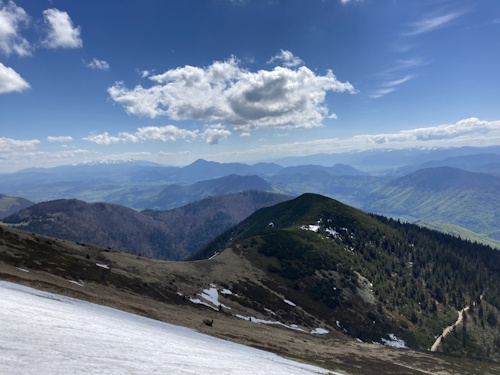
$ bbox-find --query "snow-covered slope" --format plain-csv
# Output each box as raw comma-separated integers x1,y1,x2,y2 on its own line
0,281,338,375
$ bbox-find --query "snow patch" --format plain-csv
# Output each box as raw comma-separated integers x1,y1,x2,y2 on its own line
283,298,296,307
301,225,320,232
16,267,30,273
68,280,84,287
96,263,109,269
381,334,408,349
221,289,233,295
208,252,219,260
191,286,231,310
235,314,306,332
311,328,329,335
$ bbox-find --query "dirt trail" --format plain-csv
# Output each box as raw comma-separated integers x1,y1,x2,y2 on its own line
430,306,469,352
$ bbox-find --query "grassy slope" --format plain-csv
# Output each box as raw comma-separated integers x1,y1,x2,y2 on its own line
194,193,500,357
1,224,499,374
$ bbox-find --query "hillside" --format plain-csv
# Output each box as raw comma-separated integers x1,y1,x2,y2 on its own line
363,167,500,238
0,194,34,220
1,224,498,374
194,194,500,360
2,191,291,260
140,174,275,210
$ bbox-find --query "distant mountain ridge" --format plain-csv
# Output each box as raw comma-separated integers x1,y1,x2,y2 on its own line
2,191,291,260
139,174,276,210
0,194,34,219
363,167,500,237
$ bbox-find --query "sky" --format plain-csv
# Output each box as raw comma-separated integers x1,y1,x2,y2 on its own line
1,0,500,172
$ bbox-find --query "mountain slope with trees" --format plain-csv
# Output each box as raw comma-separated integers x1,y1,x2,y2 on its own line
194,193,500,358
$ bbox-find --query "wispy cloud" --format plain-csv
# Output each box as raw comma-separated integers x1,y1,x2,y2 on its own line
404,11,465,36
85,58,109,71
371,74,414,99
47,136,73,143
214,118,500,161
267,50,304,68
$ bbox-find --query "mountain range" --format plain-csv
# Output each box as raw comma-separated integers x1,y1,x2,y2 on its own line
1,146,500,250
1,193,499,372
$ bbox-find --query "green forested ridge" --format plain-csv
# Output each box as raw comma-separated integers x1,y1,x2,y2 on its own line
364,167,500,238
195,193,500,356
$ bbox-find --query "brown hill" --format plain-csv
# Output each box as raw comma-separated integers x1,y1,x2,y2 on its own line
2,191,291,260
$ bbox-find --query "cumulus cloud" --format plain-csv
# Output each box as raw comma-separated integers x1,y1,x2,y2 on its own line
136,125,198,142
86,58,109,71
267,50,304,67
0,0,31,56
84,125,198,145
108,55,355,134
47,136,73,142
0,62,29,93
42,8,82,49
201,124,231,145
0,136,39,155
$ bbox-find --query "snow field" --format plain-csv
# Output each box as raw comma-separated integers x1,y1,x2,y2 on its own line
0,281,339,375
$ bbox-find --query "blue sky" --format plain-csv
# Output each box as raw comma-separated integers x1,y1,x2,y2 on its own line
1,0,500,171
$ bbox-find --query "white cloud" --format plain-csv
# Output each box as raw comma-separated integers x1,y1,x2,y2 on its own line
47,136,73,143
327,113,338,120
136,125,198,142
108,55,355,134
83,132,122,145
405,11,465,36
371,75,414,99
351,118,500,146
84,125,198,145
370,87,395,99
42,8,82,49
201,124,231,145
340,0,361,4
0,0,31,56
0,62,29,93
0,136,39,156
267,50,304,68
86,58,109,71
201,118,500,163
